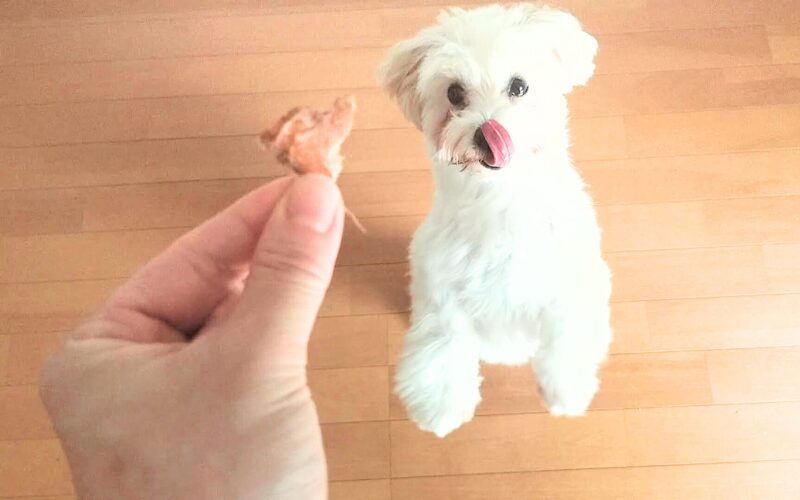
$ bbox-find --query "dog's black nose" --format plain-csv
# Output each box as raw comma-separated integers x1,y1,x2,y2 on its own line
473,127,491,156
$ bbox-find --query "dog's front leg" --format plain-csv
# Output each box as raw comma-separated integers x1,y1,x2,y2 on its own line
394,309,482,437
533,294,612,417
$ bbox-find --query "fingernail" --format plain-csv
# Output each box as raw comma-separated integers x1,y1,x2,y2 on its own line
285,174,340,233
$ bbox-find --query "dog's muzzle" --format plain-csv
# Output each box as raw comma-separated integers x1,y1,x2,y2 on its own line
473,120,514,169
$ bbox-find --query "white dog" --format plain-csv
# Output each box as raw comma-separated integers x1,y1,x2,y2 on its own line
379,4,612,437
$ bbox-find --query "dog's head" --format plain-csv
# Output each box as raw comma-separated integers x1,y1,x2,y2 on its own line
379,4,597,170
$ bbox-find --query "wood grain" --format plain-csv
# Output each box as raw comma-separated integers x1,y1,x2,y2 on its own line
309,367,389,423
625,105,800,157
0,440,73,497
9,3,798,66
0,49,386,106
391,402,800,477
0,228,182,282
581,150,800,205
0,9,425,65
608,244,799,301
595,25,772,74
0,496,76,500
7,62,797,150
388,351,712,418
2,1,799,498
322,421,390,481
0,279,120,334
647,0,800,31
625,402,800,465
8,343,798,445
4,332,66,386
391,411,630,477
329,479,391,500
0,26,775,107
6,193,800,283
389,293,800,364
0,90,406,147
3,242,799,334
389,347,800,419
769,24,800,64
391,460,800,500
707,347,800,404
0,336,9,385
308,315,388,369
628,293,800,352
0,0,489,24
6,146,800,209
0,190,84,236
571,64,800,117
0,385,53,440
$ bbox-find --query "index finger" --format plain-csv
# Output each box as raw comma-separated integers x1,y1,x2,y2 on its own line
103,176,294,335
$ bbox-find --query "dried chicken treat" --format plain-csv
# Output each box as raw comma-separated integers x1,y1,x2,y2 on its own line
260,96,356,180
260,96,365,232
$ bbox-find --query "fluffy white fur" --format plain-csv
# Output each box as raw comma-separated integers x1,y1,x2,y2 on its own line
379,4,612,437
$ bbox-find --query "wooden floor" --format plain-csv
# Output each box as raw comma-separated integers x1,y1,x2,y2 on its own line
2,1,800,498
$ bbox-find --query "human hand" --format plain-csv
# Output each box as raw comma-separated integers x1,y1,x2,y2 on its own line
40,174,344,500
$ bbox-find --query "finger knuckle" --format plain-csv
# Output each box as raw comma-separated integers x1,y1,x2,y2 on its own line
251,242,331,294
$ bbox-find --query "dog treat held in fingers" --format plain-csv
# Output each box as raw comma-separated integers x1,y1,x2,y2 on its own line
260,96,365,232
260,96,356,180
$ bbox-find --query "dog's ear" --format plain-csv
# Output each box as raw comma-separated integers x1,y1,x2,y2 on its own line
551,16,598,92
378,32,439,130
520,6,598,93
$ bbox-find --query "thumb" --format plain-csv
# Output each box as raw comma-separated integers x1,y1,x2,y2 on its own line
221,174,344,367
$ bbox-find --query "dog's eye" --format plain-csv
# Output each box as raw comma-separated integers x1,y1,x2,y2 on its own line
447,83,466,107
508,77,529,98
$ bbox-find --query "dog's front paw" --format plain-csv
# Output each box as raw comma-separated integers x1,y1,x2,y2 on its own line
395,364,482,437
539,374,598,417
401,382,481,437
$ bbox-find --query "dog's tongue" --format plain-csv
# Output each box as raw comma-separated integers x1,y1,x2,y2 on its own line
481,119,514,168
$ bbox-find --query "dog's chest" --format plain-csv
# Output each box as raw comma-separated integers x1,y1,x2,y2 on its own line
416,198,560,312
